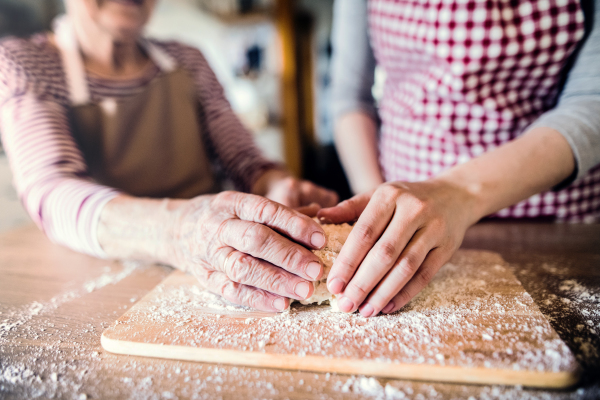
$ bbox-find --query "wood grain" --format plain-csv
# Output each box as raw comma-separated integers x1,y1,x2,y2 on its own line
101,250,581,389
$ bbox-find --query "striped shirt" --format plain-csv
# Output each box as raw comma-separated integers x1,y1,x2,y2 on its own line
0,34,275,257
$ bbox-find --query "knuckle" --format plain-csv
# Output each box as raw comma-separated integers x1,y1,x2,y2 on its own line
278,246,304,271
334,256,356,274
354,223,376,242
220,280,241,301
415,266,436,287
288,216,310,237
215,219,231,243
345,281,369,299
261,270,292,294
410,197,430,217
373,242,398,266
226,252,253,283
403,252,422,272
240,224,269,252
377,184,401,201
246,290,269,310
254,198,281,222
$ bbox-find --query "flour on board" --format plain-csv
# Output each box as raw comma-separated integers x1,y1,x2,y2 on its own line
106,251,579,375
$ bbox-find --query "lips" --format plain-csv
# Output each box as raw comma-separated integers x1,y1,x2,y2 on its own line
107,0,144,5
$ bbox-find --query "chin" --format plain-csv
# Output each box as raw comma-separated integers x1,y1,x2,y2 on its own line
97,0,154,41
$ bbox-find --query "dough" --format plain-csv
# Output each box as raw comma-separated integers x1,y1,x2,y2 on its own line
299,221,353,310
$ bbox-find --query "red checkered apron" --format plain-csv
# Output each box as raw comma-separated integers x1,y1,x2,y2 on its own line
368,0,600,222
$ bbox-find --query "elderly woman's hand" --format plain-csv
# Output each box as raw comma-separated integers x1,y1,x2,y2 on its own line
169,191,327,312
253,169,339,210
317,179,479,317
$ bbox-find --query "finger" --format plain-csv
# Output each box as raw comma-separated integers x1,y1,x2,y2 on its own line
357,227,439,317
217,191,326,249
338,210,428,314
199,269,290,312
326,187,399,297
299,182,339,208
316,190,373,224
381,247,451,314
295,203,321,217
220,248,314,300
218,219,324,281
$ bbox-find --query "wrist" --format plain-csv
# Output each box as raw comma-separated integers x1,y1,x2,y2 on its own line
154,198,183,266
431,171,486,227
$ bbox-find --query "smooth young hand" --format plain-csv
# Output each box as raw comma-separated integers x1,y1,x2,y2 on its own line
317,179,478,317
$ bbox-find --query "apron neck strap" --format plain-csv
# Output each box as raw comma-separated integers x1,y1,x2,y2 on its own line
52,15,178,106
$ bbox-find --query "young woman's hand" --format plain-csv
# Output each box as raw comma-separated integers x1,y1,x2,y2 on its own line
317,179,479,317
169,191,327,312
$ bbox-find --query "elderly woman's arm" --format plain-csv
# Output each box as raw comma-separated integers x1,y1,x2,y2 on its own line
0,39,326,311
97,192,326,311
0,40,120,256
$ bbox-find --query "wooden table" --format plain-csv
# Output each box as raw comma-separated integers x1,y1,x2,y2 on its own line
1,222,599,399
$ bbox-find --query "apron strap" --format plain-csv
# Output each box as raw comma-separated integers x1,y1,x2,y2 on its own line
142,39,177,73
53,15,91,106
52,15,178,106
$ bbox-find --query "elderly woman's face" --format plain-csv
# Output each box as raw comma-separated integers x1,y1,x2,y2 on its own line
72,0,157,41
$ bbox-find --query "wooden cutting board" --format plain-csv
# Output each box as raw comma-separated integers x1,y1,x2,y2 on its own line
101,250,580,388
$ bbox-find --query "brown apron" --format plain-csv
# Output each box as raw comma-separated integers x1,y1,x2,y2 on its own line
54,16,218,199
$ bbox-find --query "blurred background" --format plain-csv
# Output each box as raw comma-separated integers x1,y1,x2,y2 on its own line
0,0,352,232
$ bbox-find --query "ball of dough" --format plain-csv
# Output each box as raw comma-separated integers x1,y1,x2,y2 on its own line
299,220,353,310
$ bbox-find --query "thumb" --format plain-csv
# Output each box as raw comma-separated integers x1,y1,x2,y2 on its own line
316,190,373,224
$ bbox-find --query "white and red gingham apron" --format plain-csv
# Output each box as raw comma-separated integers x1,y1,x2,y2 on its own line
368,0,600,222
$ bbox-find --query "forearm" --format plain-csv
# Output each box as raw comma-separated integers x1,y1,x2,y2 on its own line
334,111,384,194
437,127,576,224
97,194,189,265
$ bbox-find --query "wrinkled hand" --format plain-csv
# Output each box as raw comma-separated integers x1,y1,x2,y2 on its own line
169,191,327,312
317,179,478,317
254,169,338,210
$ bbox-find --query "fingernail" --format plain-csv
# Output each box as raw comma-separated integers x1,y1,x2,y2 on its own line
382,302,395,314
360,303,374,318
318,215,332,223
294,281,311,299
311,232,326,248
273,298,286,311
338,296,354,313
306,262,322,280
328,278,345,294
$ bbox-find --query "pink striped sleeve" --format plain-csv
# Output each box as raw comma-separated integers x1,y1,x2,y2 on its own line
0,42,119,257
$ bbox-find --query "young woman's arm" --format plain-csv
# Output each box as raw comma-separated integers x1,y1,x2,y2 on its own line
319,126,577,317
319,0,600,318
330,0,384,194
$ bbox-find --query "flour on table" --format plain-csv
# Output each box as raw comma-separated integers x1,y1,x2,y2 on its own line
298,221,353,310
